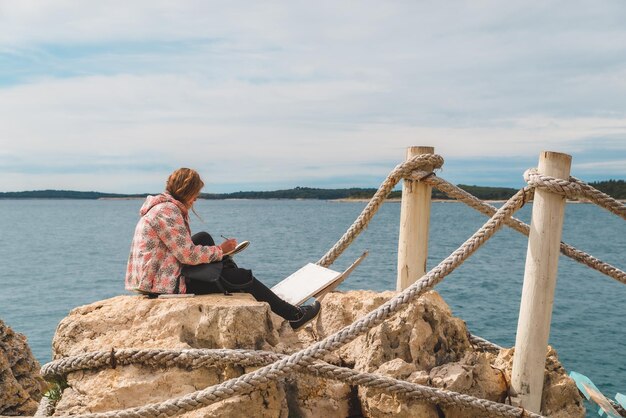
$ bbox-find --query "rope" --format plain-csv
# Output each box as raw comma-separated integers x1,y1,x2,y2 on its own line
42,348,544,418
410,171,626,286
558,242,626,286
35,396,55,417
50,188,530,418
524,169,626,220
317,153,443,267
41,349,280,378
468,334,502,353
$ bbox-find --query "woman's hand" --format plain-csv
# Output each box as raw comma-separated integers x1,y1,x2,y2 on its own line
219,238,238,254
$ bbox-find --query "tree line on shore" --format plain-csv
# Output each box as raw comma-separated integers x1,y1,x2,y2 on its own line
0,180,624,200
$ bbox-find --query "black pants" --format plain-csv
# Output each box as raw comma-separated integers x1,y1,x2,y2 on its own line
184,232,301,321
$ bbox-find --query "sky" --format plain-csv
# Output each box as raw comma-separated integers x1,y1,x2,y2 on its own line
0,1,625,193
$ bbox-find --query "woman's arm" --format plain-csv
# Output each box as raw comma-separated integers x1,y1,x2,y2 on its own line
151,207,223,265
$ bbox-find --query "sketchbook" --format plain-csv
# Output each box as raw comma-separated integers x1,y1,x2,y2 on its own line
271,251,368,306
223,240,250,257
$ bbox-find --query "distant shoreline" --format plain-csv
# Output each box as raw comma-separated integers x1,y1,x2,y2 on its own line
0,197,616,204
1,181,624,202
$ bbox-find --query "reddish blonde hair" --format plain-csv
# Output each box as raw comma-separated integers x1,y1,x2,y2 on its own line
166,168,204,207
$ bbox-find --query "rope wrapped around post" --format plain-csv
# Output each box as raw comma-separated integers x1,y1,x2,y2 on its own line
524,168,626,220
317,153,444,268
409,170,626,286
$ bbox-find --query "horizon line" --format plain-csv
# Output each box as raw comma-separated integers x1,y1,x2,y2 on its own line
1,179,624,196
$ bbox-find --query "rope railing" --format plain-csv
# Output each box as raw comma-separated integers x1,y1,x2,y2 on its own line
39,153,625,418
41,348,541,418
318,158,624,287
407,170,626,286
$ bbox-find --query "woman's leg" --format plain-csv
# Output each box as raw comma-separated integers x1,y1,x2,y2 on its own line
188,232,304,321
185,232,219,294
191,231,215,246
186,277,219,295
220,268,301,320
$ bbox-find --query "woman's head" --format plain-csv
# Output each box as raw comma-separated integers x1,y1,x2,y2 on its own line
166,168,204,207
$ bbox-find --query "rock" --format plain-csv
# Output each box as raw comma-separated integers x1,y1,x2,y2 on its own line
306,290,395,368
429,352,508,418
358,359,439,418
51,294,350,417
431,362,473,392
308,290,470,373
48,291,585,418
315,291,469,418
0,318,47,416
494,347,586,418
308,290,583,418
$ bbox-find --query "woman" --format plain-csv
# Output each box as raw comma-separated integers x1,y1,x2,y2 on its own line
125,168,320,330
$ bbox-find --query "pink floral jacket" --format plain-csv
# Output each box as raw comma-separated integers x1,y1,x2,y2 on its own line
125,193,223,294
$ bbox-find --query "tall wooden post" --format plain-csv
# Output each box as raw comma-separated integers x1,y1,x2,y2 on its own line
511,151,572,413
396,146,434,291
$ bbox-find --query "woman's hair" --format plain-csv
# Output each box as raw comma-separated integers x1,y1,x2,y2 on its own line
166,168,204,207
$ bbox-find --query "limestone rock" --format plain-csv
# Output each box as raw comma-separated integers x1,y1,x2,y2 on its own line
0,318,47,416
494,347,586,418
358,359,439,418
51,294,350,417
309,290,583,418
429,352,508,418
52,294,287,358
310,290,470,373
308,290,394,368
317,291,469,418
48,290,585,418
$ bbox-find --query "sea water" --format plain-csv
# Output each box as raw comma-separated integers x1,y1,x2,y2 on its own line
0,199,624,409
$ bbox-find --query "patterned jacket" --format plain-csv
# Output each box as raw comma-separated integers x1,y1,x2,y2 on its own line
125,193,223,294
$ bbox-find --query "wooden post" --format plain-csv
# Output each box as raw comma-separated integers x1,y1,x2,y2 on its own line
511,151,572,413
396,146,434,291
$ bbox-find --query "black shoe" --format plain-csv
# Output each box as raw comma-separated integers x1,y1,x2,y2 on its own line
289,301,321,330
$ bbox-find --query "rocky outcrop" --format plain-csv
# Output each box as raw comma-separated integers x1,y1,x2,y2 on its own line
0,319,47,416
494,347,586,418
310,291,584,418
49,291,585,417
51,294,348,417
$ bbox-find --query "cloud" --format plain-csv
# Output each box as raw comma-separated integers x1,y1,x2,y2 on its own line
574,159,626,171
1,1,625,192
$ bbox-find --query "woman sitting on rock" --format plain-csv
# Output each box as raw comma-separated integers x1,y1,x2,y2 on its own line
125,167,320,330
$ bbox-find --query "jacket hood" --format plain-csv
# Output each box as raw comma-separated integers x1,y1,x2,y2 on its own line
140,193,188,216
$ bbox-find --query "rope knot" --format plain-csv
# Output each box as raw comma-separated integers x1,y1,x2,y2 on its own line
401,153,444,180
525,168,626,220
523,168,582,199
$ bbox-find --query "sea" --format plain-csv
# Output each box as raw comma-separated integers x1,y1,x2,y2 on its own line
0,198,624,413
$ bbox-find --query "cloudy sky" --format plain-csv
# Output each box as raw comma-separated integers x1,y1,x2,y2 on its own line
1,1,625,193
